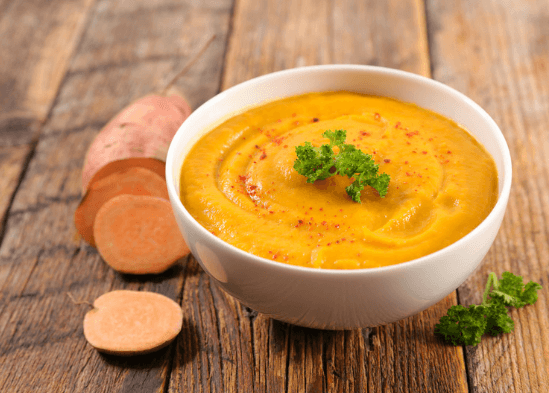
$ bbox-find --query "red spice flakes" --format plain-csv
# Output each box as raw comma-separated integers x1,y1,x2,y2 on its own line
422,151,427,154
406,130,419,137
319,208,323,211
335,224,340,229
283,145,288,148
238,175,247,182
406,141,411,145
404,161,409,164
350,240,355,243
312,118,319,122
336,240,340,244
269,211,274,214
321,221,327,225
292,113,297,117
272,136,285,146
395,121,401,129
360,131,371,136
447,150,452,154
342,238,346,241
255,144,260,149
384,159,391,163
327,243,332,246
283,255,289,261
406,172,412,176
277,119,282,123
412,151,417,154
294,219,304,228
242,137,246,140
374,112,381,120
429,137,434,141
293,121,300,126
260,151,267,160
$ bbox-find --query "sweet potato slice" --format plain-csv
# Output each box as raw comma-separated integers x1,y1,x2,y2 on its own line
81,94,191,193
74,167,169,247
83,290,183,356
87,157,166,191
94,194,189,274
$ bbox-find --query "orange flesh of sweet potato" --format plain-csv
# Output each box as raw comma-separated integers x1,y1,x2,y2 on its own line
74,167,169,247
81,94,190,193
86,157,166,193
93,194,190,274
83,290,183,356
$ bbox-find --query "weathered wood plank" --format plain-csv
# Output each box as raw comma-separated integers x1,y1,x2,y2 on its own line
169,0,468,392
0,0,97,247
0,0,95,121
0,0,233,391
427,0,549,391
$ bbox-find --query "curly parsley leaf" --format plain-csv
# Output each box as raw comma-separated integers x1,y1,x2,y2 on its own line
294,142,335,182
435,272,542,346
434,305,487,346
293,130,390,202
490,272,543,308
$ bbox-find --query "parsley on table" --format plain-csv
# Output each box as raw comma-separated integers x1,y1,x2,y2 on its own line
435,272,542,346
293,130,390,202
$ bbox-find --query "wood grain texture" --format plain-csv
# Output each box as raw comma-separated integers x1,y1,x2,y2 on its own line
0,0,233,391
0,0,96,249
168,0,468,392
427,0,549,392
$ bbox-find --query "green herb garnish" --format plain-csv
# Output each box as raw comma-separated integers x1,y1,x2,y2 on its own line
435,272,542,346
293,130,390,202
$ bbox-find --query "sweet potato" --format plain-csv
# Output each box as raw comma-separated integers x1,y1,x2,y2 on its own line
74,167,169,247
86,157,166,191
93,194,189,274
83,290,183,355
81,93,191,193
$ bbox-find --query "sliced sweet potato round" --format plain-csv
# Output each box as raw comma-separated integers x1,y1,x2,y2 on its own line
86,157,166,192
93,194,189,274
83,290,183,355
74,166,169,247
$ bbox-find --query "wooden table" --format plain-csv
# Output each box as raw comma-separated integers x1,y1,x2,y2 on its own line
1,0,548,391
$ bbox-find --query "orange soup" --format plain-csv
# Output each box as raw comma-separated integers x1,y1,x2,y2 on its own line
180,92,498,269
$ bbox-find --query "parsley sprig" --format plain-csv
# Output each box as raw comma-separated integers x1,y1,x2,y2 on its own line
293,130,390,202
435,272,542,346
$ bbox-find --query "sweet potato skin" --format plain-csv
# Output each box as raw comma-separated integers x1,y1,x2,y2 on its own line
93,194,190,274
81,94,191,193
83,290,183,356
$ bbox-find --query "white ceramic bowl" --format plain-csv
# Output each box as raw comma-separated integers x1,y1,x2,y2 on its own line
166,65,512,330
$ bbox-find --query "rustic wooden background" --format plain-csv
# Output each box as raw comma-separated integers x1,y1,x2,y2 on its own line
1,0,548,392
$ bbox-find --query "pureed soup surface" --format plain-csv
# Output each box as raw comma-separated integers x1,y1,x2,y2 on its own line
180,92,498,269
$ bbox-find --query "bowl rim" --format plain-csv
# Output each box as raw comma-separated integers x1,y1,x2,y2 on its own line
166,64,512,277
